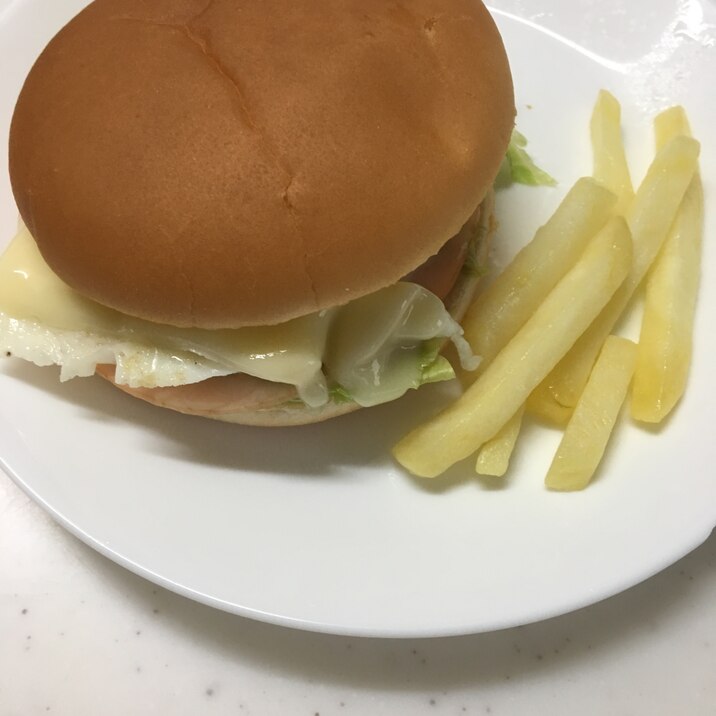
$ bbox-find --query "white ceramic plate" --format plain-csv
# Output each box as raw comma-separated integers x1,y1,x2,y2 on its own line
1,0,714,637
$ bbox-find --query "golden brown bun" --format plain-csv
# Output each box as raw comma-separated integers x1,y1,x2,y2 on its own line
97,191,495,426
10,0,514,328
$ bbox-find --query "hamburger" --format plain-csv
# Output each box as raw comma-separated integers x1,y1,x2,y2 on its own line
0,0,515,426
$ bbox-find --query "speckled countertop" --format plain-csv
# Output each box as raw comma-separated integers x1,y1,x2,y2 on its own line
2,470,714,715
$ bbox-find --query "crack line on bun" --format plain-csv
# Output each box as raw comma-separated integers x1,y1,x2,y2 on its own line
190,0,218,26
109,13,298,189
108,14,261,137
179,20,300,198
109,12,317,310
181,25,259,135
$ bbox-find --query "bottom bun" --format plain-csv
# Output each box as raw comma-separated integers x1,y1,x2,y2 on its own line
99,192,496,426
194,399,363,427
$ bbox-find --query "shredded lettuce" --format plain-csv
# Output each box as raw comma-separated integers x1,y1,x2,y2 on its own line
420,355,455,385
418,338,457,385
496,130,556,189
325,353,456,406
461,222,490,279
324,338,459,406
328,385,355,404
325,283,476,407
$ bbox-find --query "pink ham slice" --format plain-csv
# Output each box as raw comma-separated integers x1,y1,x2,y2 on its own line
95,364,298,416
403,227,470,300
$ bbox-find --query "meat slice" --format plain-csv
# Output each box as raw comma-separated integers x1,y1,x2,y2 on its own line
403,205,481,299
95,364,298,417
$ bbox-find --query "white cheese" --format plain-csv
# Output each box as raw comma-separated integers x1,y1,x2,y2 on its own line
0,226,476,408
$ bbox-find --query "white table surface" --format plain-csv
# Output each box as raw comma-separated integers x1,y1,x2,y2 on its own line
2,0,716,713
2,470,714,715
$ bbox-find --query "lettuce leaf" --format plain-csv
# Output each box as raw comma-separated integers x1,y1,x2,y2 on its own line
328,384,355,404
327,340,457,405
418,338,456,385
496,130,556,189
420,355,455,385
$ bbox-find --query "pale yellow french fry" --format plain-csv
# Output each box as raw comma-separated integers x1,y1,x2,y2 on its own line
475,405,525,477
632,107,703,422
591,90,634,214
526,383,572,427
393,217,632,478
538,134,700,408
460,178,616,379
654,106,692,146
546,336,637,491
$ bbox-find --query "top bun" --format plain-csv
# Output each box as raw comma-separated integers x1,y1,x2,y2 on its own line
10,0,514,328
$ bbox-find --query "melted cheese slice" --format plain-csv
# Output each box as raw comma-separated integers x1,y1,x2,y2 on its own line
0,226,475,408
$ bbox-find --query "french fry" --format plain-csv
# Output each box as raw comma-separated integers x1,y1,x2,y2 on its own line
632,107,703,422
545,336,637,491
654,106,693,147
460,178,617,379
590,90,634,214
526,382,572,426
537,134,700,408
475,405,525,477
393,217,632,478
